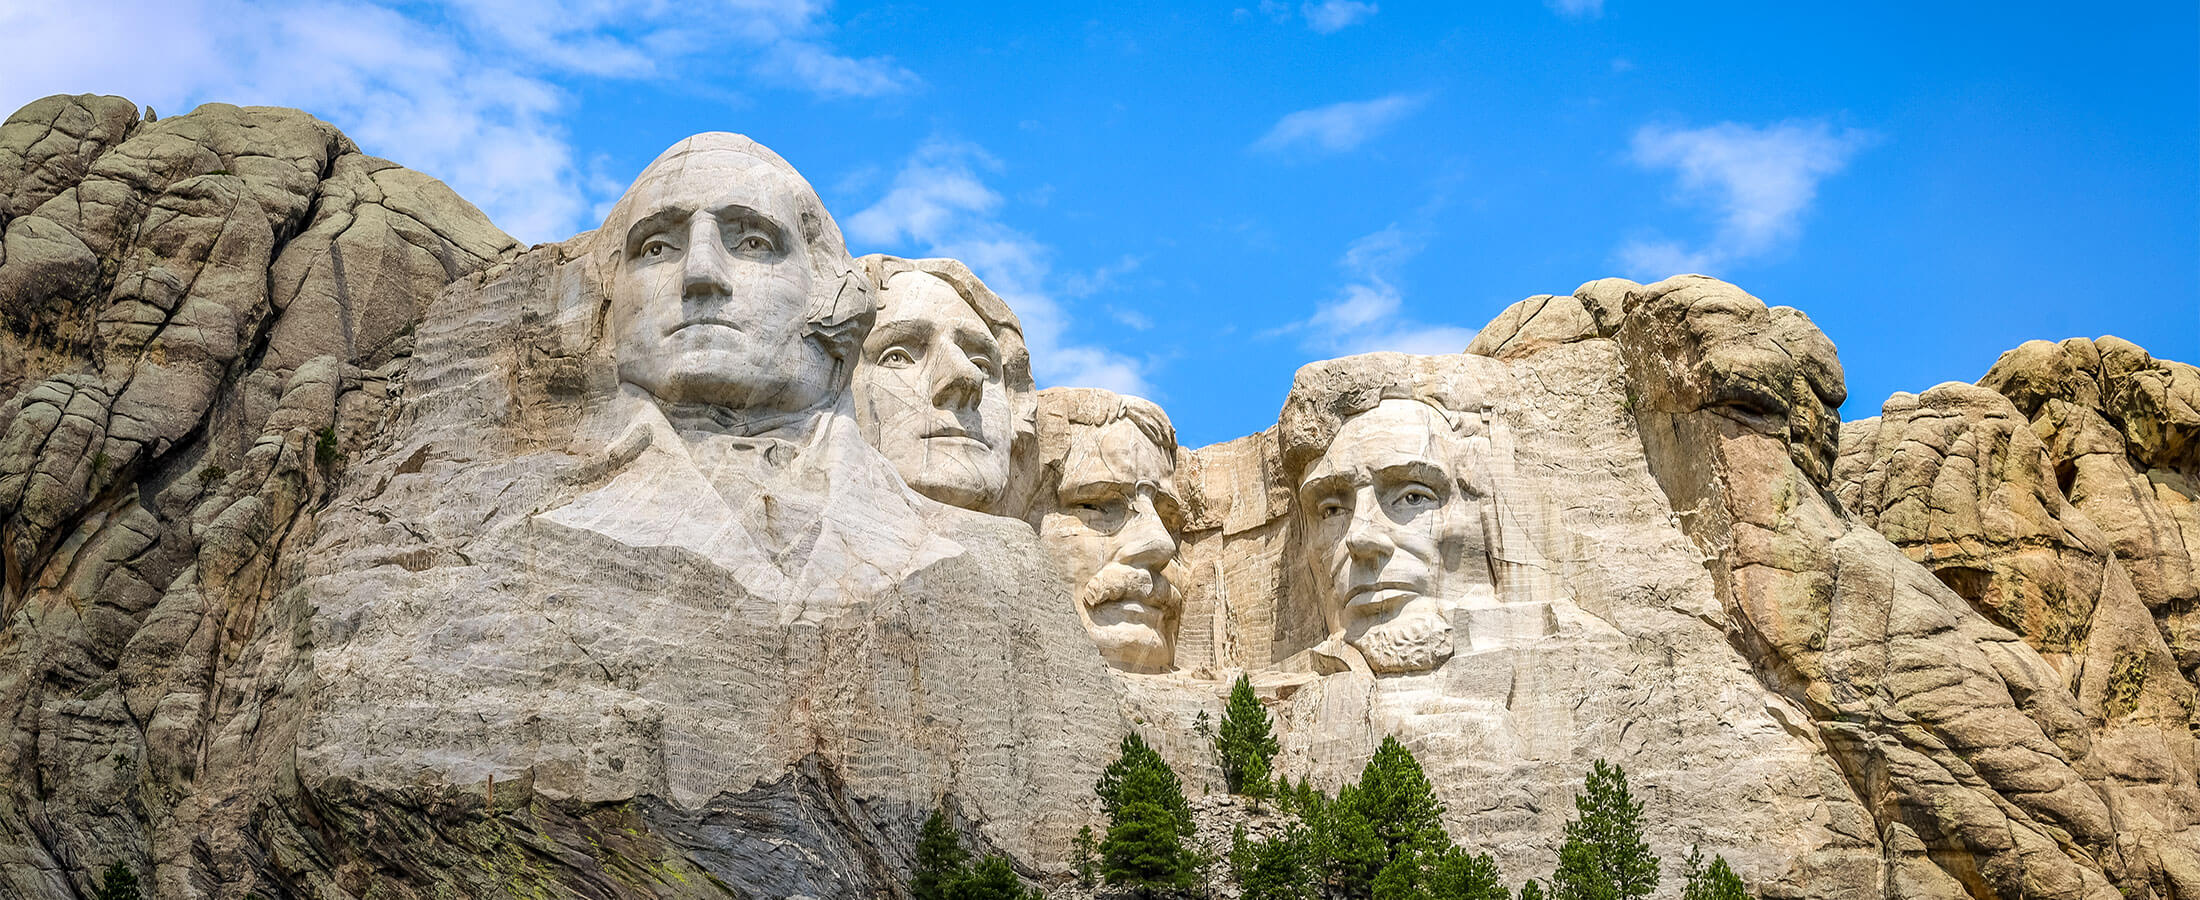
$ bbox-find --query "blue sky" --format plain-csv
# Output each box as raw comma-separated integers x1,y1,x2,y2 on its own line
5,1,2194,447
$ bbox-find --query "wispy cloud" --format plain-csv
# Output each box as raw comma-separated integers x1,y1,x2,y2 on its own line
846,139,1151,396
1546,0,1604,19
1270,225,1476,355
1302,1,1379,32
0,0,914,244
1617,118,1874,279
1253,93,1426,155
1243,0,1380,31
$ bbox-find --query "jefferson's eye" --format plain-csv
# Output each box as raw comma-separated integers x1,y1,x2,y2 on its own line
878,347,916,368
970,356,997,376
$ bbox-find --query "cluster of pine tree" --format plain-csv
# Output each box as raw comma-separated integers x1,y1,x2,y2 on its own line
903,672,1756,899
911,809,1043,900
1206,675,1751,900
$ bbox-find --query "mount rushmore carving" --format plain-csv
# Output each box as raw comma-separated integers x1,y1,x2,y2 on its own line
0,98,2194,900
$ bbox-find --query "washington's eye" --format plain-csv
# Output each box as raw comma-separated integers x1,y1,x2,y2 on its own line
878,347,916,368
640,238,672,258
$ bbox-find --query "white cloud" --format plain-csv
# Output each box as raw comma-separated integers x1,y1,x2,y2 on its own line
1546,0,1604,19
1253,94,1426,155
1617,118,1874,279
846,139,1151,396
0,0,913,244
1273,225,1477,356
1302,1,1379,32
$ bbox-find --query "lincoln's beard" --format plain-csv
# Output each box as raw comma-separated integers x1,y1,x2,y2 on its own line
1346,601,1454,674
1079,563,1176,673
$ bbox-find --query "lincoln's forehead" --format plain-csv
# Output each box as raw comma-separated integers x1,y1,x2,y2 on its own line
1305,399,1457,481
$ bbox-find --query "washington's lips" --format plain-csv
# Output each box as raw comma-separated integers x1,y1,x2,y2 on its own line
668,317,744,334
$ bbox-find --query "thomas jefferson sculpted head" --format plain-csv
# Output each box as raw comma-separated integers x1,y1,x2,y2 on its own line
596,133,868,422
852,256,1035,513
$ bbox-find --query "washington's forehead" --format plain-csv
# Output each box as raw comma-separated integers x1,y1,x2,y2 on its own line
622,150,810,218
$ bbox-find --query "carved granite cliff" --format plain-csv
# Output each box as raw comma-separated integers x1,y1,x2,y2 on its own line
0,94,2194,900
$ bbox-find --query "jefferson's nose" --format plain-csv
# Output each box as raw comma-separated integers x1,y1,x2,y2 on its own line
682,218,732,299
1115,490,1175,571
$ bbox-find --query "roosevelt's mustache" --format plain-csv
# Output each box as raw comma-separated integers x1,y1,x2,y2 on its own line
1081,563,1174,611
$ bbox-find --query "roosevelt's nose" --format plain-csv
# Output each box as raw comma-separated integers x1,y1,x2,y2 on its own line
930,347,986,412
682,218,732,299
1115,490,1175,571
1342,491,1393,564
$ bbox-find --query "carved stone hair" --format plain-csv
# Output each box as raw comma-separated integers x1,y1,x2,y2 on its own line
591,133,873,365
1034,387,1178,465
1277,352,1491,499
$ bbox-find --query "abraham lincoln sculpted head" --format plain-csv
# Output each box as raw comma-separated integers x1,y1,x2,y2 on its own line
1281,360,1502,674
597,133,867,426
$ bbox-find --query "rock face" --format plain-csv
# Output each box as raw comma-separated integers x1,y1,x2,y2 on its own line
0,93,2194,900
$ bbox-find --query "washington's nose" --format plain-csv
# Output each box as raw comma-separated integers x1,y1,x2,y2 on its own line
930,349,986,411
682,219,732,299
1115,491,1175,570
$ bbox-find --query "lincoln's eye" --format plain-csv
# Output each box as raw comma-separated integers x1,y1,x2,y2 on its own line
1319,498,1350,519
735,233,774,253
879,347,916,368
1396,485,1438,508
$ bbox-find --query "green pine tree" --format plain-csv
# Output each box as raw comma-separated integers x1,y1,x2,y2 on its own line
1518,880,1546,900
1096,732,1194,837
1100,748,1199,897
1215,674,1281,796
1679,846,1750,900
1426,845,1510,900
946,855,1040,900
1349,736,1449,863
1549,760,1658,900
93,861,139,900
1238,825,1317,900
1321,784,1389,900
1074,824,1100,888
913,809,973,900
1372,848,1430,900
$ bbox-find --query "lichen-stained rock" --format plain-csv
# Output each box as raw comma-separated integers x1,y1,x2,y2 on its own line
1835,380,2200,897
1591,275,2171,898
1977,337,2200,676
0,95,515,900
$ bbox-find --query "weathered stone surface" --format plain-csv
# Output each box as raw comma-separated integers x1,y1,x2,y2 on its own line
0,95,515,899
1,92,2194,900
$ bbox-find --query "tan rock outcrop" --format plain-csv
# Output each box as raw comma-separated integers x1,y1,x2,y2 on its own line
2,93,2194,900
